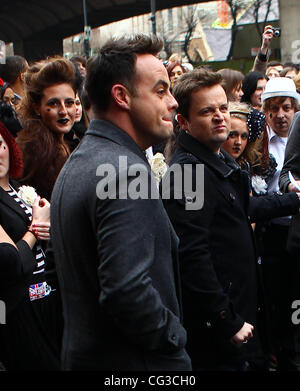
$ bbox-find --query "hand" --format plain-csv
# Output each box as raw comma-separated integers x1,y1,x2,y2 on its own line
230,322,254,348
288,182,300,193
30,222,50,241
31,196,50,224
261,25,274,53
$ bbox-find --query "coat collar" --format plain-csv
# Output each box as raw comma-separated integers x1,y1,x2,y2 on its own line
0,180,30,223
86,119,149,164
177,130,241,178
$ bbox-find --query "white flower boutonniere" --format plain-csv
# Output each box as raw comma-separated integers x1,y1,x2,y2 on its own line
17,185,38,207
149,153,168,185
251,175,268,195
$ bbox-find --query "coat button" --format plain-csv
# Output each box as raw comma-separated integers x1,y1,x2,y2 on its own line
171,334,177,341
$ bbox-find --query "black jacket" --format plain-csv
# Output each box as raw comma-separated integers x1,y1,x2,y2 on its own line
163,131,300,367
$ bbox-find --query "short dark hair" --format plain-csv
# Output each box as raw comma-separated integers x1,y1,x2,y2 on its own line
267,60,282,69
70,56,87,68
85,34,163,112
280,67,296,77
0,55,28,85
173,68,223,119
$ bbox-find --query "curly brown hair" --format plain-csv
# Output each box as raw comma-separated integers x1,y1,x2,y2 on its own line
17,57,77,200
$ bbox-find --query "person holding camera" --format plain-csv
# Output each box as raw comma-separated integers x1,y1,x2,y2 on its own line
252,25,281,76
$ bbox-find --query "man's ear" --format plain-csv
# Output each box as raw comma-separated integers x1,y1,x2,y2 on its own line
111,84,131,110
19,73,25,82
177,113,189,132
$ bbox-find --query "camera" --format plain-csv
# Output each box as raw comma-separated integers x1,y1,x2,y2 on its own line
271,27,281,37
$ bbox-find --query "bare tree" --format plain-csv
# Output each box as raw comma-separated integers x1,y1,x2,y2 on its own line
182,6,199,65
156,11,179,59
226,0,246,61
253,0,273,37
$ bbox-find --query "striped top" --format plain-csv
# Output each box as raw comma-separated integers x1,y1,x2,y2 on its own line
7,185,46,275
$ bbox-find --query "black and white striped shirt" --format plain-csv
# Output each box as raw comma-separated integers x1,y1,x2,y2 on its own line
7,186,45,275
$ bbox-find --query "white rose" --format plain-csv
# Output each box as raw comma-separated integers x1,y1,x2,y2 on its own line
149,153,168,184
251,175,268,195
17,185,38,206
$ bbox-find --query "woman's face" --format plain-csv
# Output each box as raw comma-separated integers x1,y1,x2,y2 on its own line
222,117,249,160
0,134,10,180
75,94,83,122
3,87,19,108
37,83,76,135
169,65,184,87
230,83,244,102
250,78,267,109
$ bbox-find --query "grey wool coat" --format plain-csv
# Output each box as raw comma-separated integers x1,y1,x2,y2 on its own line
50,119,191,371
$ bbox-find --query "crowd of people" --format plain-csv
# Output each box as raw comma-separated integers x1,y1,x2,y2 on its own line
1,24,300,372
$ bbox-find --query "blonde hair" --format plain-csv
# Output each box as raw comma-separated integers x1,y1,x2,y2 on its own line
228,101,262,171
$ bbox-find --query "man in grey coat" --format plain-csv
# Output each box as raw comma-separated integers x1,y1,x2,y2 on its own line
49,35,191,371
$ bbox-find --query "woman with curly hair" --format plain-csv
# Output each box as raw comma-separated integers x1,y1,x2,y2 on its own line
17,57,77,200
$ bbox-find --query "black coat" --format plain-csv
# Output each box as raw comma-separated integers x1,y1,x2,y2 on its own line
0,181,61,370
50,119,192,371
163,131,300,368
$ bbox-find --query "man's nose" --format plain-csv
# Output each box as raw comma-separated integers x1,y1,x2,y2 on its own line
168,92,178,110
277,108,285,118
214,109,224,121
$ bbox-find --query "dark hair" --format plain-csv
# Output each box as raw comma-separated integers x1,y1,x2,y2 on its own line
0,121,23,178
280,67,296,77
172,68,223,119
20,57,77,120
85,34,163,112
283,62,299,72
267,60,282,69
70,56,87,68
0,56,28,85
17,57,77,199
263,96,299,113
241,71,265,105
217,68,244,100
0,101,22,137
71,61,85,94
167,61,185,77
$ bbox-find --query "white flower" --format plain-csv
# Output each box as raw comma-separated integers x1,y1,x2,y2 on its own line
17,185,38,206
251,175,268,195
149,153,168,185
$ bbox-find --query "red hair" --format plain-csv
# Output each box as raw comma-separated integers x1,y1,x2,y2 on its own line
0,121,23,178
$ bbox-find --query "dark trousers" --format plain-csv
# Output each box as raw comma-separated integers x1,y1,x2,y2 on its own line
261,223,300,370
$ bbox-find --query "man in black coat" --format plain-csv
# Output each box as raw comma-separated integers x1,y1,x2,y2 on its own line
162,68,300,371
49,35,191,371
